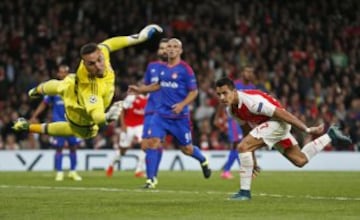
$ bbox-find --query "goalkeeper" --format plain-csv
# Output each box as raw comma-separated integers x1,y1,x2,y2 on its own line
13,25,163,139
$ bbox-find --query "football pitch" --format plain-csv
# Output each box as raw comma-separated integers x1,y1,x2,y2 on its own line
0,171,359,220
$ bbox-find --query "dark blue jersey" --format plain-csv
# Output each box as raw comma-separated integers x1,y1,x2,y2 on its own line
158,61,197,118
43,95,66,122
234,79,256,90
143,61,166,115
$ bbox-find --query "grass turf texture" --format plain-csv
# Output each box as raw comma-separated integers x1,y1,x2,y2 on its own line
0,171,359,220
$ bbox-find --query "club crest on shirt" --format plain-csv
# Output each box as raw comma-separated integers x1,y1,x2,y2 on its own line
171,72,178,79
89,95,97,104
147,129,152,135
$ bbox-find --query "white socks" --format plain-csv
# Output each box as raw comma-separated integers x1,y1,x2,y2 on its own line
239,152,254,190
111,149,121,166
135,150,146,173
301,134,331,161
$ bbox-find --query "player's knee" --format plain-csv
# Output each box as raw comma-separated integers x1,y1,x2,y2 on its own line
141,139,151,150
293,157,308,168
140,142,147,151
69,146,77,152
147,138,161,149
120,148,127,156
180,146,193,155
237,143,248,153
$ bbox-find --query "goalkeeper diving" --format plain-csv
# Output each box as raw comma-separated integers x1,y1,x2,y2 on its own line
13,24,163,139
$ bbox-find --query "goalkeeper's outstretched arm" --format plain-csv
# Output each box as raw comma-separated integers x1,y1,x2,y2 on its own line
90,101,123,126
101,24,163,52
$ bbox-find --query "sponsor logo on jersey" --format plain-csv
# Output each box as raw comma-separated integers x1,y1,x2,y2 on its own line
160,81,179,88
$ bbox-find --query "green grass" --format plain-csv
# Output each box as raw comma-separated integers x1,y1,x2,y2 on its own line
0,171,360,220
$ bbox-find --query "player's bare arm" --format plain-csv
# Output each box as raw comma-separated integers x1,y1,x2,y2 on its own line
172,89,198,114
128,83,160,95
30,101,48,123
273,107,324,135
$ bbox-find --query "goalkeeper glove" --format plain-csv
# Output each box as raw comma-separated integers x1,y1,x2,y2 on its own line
105,101,123,122
130,24,163,43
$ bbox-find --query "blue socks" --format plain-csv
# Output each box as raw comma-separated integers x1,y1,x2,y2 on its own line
55,150,77,171
190,146,206,163
145,148,159,180
223,149,239,171
155,147,163,175
69,152,77,170
55,152,63,171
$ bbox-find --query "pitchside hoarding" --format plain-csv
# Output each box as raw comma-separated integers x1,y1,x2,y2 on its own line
0,150,359,171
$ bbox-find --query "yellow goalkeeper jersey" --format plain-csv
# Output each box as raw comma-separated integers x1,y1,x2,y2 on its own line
64,36,131,127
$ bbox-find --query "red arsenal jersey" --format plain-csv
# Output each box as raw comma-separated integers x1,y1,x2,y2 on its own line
229,90,283,127
123,95,147,126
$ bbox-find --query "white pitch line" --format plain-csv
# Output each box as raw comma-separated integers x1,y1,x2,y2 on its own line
256,193,360,201
1,185,360,201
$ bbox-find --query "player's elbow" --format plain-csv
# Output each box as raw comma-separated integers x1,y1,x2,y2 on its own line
92,112,106,125
189,89,198,99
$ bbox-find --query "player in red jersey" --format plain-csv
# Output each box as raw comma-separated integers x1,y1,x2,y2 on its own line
215,77,352,200
106,94,147,178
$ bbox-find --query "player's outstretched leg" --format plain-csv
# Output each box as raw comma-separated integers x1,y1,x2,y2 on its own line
12,118,30,132
327,125,352,146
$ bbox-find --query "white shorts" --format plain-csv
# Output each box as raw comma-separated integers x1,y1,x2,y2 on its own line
249,120,298,151
119,125,144,148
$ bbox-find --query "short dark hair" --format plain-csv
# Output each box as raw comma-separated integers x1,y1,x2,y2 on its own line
80,43,99,57
160,38,169,43
242,64,254,70
215,77,235,89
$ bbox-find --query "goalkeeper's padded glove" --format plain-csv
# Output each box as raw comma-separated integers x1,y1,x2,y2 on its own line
105,101,123,122
130,24,163,43
139,24,163,40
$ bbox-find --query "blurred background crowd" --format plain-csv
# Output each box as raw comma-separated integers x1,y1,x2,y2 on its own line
0,0,359,151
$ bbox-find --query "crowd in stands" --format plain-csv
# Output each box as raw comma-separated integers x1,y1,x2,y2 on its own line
0,0,359,151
